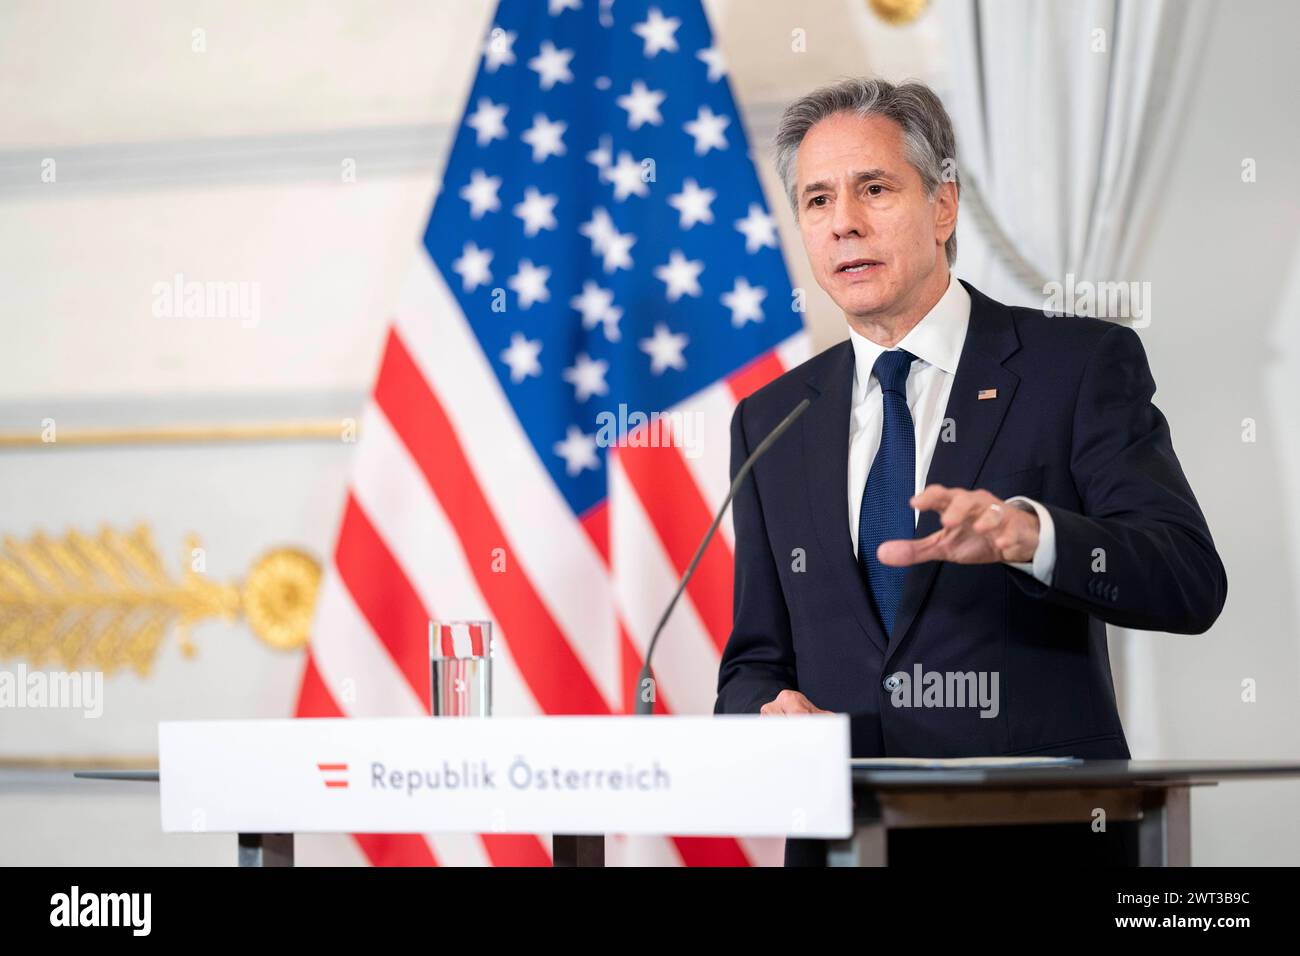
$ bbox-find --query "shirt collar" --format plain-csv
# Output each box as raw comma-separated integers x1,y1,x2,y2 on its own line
848,274,971,396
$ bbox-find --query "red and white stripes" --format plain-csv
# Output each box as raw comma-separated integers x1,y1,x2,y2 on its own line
295,246,808,867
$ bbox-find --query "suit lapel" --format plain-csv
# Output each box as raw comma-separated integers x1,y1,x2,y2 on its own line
802,340,890,656
882,280,1022,667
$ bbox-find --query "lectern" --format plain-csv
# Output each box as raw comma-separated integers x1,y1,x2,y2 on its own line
73,721,1300,867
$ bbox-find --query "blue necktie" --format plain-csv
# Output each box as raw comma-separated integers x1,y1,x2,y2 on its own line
858,348,916,638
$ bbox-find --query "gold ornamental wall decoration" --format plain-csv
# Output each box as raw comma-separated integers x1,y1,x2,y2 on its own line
868,0,929,27
0,525,320,676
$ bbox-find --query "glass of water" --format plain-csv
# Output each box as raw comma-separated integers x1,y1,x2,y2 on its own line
428,620,493,717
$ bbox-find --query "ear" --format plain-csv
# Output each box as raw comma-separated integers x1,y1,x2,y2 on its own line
933,180,958,244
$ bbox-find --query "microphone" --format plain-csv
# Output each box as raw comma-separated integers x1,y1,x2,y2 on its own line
634,398,812,715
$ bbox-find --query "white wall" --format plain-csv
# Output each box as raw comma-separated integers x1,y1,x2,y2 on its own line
1105,0,1300,865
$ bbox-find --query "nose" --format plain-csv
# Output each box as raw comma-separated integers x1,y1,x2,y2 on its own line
830,191,870,240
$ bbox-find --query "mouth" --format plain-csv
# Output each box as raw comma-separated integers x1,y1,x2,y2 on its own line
835,258,882,276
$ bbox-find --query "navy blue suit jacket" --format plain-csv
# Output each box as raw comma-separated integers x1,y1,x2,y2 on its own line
714,279,1227,759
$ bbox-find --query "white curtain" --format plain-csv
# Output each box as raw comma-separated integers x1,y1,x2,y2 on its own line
936,0,1214,757
937,0,1213,308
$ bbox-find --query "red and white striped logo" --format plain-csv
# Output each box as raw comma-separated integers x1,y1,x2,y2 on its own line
317,762,349,790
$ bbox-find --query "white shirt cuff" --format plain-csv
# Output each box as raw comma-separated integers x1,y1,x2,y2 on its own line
1003,496,1055,587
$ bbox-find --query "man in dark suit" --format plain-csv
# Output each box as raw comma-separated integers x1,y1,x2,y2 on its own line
713,79,1227,865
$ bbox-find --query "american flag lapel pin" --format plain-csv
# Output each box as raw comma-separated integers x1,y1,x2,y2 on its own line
978,388,998,400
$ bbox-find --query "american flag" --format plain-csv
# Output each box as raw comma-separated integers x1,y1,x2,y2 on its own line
295,0,809,866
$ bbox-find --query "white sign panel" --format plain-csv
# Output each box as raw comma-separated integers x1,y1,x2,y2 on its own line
158,715,851,838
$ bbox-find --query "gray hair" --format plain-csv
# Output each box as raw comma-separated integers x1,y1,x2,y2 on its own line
773,77,960,267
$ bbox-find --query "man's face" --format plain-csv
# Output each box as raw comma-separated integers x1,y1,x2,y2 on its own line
794,111,956,323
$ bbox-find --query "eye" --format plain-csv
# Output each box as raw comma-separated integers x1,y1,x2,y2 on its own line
866,184,884,196
807,195,828,208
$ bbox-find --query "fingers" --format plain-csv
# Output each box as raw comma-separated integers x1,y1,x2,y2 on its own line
876,484,955,568
760,690,830,715
913,485,1001,528
993,513,1032,555
939,489,997,530
878,527,946,566
972,500,1010,535
881,485,1015,566
915,484,1009,543
909,483,955,514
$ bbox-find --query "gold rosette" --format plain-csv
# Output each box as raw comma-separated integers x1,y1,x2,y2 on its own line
242,548,321,652
868,0,929,26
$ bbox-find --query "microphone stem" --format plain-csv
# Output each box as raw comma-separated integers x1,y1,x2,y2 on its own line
634,398,811,715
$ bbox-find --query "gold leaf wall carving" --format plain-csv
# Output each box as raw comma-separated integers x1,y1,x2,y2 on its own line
0,526,319,676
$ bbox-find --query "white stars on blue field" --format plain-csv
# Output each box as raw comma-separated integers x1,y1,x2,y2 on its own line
423,0,800,515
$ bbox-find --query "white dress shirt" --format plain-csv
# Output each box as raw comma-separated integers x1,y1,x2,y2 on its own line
847,275,1056,586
